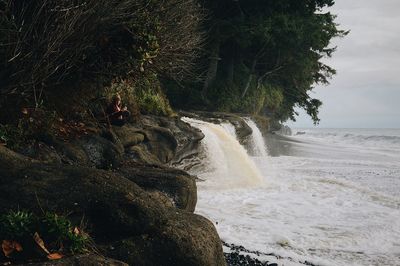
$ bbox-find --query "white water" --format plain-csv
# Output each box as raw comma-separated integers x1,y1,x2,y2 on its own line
244,118,269,157
221,122,237,138
182,117,263,189
181,118,400,266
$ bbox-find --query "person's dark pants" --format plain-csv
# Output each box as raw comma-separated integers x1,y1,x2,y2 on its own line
111,119,126,126
110,110,130,126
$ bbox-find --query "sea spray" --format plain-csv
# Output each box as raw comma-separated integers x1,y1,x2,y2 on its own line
180,119,400,265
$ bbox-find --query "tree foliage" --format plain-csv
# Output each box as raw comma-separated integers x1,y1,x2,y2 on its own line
167,0,347,124
0,0,346,125
0,0,203,122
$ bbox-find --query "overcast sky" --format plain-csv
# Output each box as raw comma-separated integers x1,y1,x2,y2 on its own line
287,0,400,128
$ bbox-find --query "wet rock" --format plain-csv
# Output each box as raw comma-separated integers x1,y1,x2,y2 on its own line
147,116,205,165
40,133,123,169
49,140,90,166
141,125,178,163
224,251,270,266
126,145,162,165
107,211,226,266
275,125,292,136
121,115,204,165
20,142,62,164
118,163,197,212
76,135,123,169
111,125,145,147
179,111,252,142
223,242,299,266
0,146,225,266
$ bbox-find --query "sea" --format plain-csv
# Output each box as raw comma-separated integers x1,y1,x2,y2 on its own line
181,118,400,266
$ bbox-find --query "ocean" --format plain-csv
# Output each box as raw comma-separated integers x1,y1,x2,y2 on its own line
181,118,400,266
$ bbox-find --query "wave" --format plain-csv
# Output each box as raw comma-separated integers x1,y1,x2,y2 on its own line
292,129,400,147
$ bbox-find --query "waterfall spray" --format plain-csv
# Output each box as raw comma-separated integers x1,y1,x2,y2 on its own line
244,118,268,157
182,117,264,189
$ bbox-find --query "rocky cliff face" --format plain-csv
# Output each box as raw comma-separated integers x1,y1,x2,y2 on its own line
179,111,254,143
0,115,226,266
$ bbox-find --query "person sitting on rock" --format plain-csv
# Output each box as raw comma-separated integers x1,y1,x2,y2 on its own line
106,94,130,126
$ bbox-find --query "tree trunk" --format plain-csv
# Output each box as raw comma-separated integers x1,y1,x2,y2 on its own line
241,58,257,98
202,38,220,97
227,56,234,84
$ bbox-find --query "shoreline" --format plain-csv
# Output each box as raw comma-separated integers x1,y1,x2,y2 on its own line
0,112,267,265
223,242,318,266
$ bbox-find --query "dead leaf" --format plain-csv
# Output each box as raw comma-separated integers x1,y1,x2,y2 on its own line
2,240,14,257
73,227,80,236
2,240,23,257
47,252,64,260
13,242,22,252
33,232,50,254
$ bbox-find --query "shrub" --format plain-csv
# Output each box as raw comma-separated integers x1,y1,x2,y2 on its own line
0,211,36,240
40,213,89,254
0,108,56,150
104,74,174,117
0,0,203,120
138,90,173,116
0,210,91,261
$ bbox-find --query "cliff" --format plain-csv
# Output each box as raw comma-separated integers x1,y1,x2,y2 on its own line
0,115,226,266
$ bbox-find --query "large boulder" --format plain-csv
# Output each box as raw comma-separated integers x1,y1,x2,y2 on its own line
118,163,197,212
20,142,62,164
0,147,225,266
140,125,178,163
29,133,124,169
125,145,163,165
140,116,205,165
75,135,123,169
111,125,145,148
107,211,225,266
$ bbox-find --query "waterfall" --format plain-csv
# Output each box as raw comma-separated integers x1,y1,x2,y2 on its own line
220,122,237,138
182,117,264,189
244,118,268,157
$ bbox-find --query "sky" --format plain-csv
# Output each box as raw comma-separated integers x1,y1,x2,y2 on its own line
286,0,400,128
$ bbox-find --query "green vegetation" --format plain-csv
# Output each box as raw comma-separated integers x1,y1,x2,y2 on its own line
167,0,348,124
0,0,202,123
106,75,174,117
40,213,89,254
0,211,35,240
0,0,346,127
0,210,90,258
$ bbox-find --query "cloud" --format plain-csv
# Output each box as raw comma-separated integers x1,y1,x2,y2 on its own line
290,0,400,128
